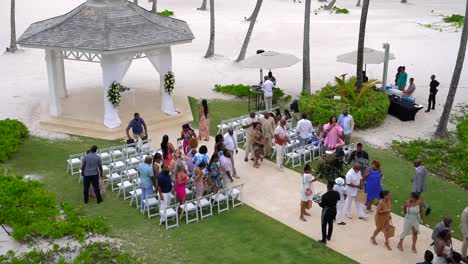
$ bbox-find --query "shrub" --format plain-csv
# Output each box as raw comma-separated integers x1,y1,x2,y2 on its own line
298,77,389,129
332,6,349,14
213,84,291,102
158,9,174,17
0,172,110,242
0,119,29,161
443,14,464,28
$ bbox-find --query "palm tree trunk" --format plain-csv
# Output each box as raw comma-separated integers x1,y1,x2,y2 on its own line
236,0,263,62
302,0,311,95
324,0,336,10
356,0,361,7
151,0,157,13
356,0,370,90
434,0,468,138
245,0,262,21
204,0,215,58
8,0,18,53
198,0,208,10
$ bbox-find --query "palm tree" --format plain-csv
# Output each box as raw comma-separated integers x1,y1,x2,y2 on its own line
434,0,468,138
245,0,262,21
204,0,215,58
8,0,18,53
356,0,370,90
151,0,157,13
236,0,263,62
302,0,311,94
197,0,208,10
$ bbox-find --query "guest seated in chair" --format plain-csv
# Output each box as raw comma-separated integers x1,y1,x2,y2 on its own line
402,78,416,98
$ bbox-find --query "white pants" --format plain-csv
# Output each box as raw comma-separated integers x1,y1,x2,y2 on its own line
265,96,273,111
244,135,253,159
159,192,171,221
345,195,365,218
276,144,285,168
336,200,345,223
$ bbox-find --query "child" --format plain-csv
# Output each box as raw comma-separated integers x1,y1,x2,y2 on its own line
333,177,347,225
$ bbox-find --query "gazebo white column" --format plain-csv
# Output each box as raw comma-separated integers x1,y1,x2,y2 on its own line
147,47,178,115
45,49,67,116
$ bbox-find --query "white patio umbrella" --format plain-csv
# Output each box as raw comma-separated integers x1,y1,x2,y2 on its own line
336,47,396,65
241,51,300,83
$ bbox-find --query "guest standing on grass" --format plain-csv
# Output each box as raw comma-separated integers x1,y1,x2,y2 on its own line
323,116,344,151
252,122,264,168
347,143,369,171
274,119,288,170
262,76,274,111
296,113,313,147
223,128,239,178
161,135,175,167
370,190,393,251
433,230,453,264
198,99,210,141
260,112,275,157
126,113,148,142
193,162,207,198
81,145,103,204
397,66,408,91
425,75,440,112
193,145,210,171
174,165,188,205
397,192,426,253
186,138,198,176
177,124,197,154
300,164,320,222
319,181,340,244
461,207,468,262
157,164,173,220
431,216,452,250
220,151,234,188
412,159,431,216
338,108,354,145
88,149,106,199
208,153,224,194
138,156,155,210
345,163,367,220
333,177,347,225
152,153,162,188
242,112,258,162
364,160,383,213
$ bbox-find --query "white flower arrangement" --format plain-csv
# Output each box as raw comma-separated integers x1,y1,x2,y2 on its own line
107,81,123,108
164,71,175,95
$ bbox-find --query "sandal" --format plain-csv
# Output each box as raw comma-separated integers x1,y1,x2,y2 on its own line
385,242,392,251
370,237,378,245
299,216,307,222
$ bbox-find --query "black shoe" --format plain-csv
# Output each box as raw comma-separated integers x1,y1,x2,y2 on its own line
425,110,430,112
431,107,435,110
84,200,88,204
319,240,326,244
97,199,104,204
326,236,331,241
426,207,432,216
337,222,346,225
244,158,248,162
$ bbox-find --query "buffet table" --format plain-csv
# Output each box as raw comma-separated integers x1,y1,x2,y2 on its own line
387,95,423,121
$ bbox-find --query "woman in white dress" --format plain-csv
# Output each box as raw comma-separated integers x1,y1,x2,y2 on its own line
433,229,453,264
300,163,320,222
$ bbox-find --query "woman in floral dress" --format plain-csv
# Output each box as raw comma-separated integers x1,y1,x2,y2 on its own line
198,99,210,141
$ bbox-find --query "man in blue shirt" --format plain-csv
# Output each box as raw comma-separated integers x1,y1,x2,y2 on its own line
81,145,103,204
138,155,154,210
338,108,354,145
126,113,148,142
157,163,173,219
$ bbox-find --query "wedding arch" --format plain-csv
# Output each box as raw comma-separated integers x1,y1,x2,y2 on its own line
18,0,194,128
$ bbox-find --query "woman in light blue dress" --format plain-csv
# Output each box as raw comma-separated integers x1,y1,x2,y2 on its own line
397,192,426,253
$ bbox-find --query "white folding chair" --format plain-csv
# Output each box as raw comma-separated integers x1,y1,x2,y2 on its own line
179,199,199,224
126,155,140,167
98,147,112,164
197,194,213,219
116,174,134,200
129,187,142,208
144,194,160,219
159,203,180,230
285,147,302,168
137,138,152,153
67,153,83,177
111,145,125,161
301,144,313,164
210,189,229,214
229,184,244,208
216,120,230,135
123,143,137,157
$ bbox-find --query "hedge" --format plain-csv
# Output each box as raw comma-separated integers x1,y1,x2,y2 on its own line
0,119,29,161
213,84,291,102
298,80,390,129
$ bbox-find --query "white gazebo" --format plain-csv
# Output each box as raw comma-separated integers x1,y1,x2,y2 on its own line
18,0,194,128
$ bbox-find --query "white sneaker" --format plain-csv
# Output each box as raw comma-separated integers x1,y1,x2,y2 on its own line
346,215,353,219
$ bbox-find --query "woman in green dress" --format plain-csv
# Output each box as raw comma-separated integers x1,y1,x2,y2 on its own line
397,192,426,253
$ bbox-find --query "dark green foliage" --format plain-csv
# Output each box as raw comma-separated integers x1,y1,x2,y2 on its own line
0,172,110,242
443,14,464,28
74,242,140,264
332,6,349,14
0,119,28,161
298,80,389,129
158,9,174,17
213,84,290,102
391,114,468,187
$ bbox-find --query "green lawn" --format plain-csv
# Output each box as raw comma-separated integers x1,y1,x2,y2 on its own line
4,136,355,263
188,98,468,240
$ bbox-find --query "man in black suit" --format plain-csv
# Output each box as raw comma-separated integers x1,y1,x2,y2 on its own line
319,181,341,244
425,75,439,112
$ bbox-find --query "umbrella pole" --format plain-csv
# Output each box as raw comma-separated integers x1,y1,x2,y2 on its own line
259,69,263,84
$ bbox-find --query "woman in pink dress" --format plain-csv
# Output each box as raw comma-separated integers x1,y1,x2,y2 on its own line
323,115,344,151
193,161,207,198
175,166,188,205
161,135,175,167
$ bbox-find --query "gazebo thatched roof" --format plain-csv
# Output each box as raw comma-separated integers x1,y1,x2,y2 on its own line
18,0,194,53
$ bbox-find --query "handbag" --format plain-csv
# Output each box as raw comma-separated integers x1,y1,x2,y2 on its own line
304,175,313,196
355,191,367,204
387,222,396,238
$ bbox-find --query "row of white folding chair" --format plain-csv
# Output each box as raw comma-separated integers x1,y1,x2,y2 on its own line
67,153,84,177
270,135,300,159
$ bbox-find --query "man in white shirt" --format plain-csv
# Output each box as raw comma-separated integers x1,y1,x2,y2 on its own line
223,128,239,178
220,151,234,188
259,111,275,157
262,76,274,111
296,113,313,147
274,119,288,169
344,163,367,220
242,112,258,162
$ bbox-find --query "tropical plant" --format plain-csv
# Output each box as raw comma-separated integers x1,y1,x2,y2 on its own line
356,0,370,90
158,9,174,17
302,0,311,95
7,0,18,53
0,119,28,161
212,83,290,101
335,76,380,107
435,0,468,138
204,0,215,58
164,71,175,95
236,0,263,62
107,81,122,108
